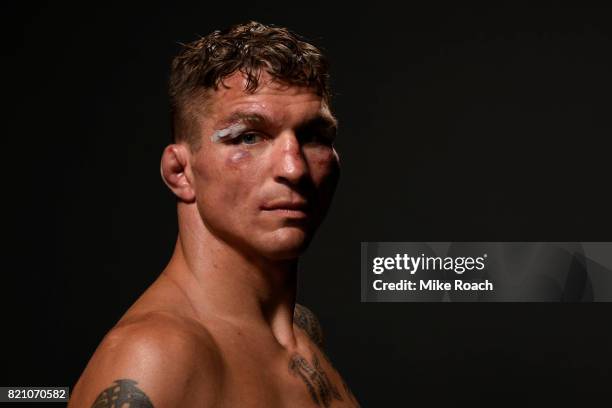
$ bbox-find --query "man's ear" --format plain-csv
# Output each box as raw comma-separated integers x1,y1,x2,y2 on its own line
160,144,196,202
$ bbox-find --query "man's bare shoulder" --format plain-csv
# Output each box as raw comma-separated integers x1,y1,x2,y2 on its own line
69,311,224,408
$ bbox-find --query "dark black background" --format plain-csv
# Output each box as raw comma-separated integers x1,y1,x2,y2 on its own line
4,2,612,406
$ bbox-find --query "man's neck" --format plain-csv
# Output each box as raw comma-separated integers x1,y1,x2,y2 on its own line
162,210,300,349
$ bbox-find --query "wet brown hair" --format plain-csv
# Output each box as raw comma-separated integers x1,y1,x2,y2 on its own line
169,21,331,149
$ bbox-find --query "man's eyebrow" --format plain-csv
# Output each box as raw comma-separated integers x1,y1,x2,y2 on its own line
297,114,338,132
215,111,271,129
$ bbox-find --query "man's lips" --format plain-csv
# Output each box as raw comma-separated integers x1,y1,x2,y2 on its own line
261,200,310,218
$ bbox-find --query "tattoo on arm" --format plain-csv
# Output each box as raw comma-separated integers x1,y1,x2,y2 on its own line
294,304,324,347
91,379,153,408
289,353,342,407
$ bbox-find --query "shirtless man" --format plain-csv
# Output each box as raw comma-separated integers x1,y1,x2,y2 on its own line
68,22,360,407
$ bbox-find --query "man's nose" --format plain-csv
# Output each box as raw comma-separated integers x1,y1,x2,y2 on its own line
273,133,309,185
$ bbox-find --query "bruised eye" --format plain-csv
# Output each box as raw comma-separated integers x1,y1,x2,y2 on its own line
297,127,336,146
301,132,334,146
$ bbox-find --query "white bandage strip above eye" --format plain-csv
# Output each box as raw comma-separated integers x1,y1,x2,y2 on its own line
210,123,248,143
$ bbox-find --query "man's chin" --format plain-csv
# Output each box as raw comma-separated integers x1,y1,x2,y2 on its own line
258,228,313,261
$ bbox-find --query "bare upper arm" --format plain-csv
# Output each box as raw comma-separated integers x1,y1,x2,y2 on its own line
68,312,223,408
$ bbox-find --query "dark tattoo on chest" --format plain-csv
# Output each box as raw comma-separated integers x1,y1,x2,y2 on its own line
289,353,342,407
91,379,154,408
294,304,324,347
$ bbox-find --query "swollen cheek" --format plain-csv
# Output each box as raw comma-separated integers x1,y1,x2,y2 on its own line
311,149,337,170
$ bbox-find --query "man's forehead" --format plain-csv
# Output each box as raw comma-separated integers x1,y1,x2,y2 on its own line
207,73,334,129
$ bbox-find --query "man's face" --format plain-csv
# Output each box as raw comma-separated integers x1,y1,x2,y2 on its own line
188,72,340,260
